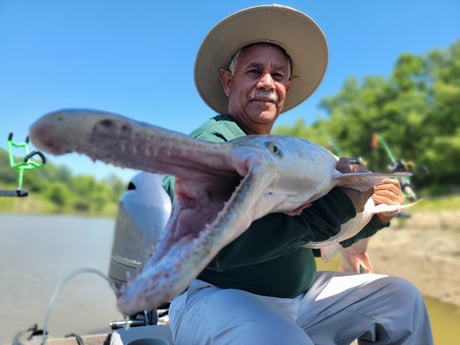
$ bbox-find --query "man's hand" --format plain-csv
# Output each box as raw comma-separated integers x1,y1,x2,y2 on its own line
336,158,405,217
373,178,405,224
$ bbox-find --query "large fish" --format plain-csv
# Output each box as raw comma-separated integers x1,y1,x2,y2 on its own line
29,109,410,316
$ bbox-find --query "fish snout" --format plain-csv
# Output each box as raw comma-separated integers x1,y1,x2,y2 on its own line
29,116,71,155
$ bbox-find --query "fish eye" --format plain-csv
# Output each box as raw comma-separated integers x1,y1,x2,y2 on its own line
266,142,282,156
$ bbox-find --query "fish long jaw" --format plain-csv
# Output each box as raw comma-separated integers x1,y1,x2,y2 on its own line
29,109,235,176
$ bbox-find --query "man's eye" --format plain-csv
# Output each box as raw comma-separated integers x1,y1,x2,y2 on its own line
246,69,262,77
272,73,286,81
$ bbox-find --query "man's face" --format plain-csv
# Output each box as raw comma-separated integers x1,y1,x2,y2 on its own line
220,44,291,134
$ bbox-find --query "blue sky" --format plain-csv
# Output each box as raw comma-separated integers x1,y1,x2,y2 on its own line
1,0,459,183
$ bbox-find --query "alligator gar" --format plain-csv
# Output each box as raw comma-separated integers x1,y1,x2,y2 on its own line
29,109,410,316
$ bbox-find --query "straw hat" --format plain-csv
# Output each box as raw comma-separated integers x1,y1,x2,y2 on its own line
194,4,328,114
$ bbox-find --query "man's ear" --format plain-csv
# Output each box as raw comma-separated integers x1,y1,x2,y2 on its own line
219,70,233,97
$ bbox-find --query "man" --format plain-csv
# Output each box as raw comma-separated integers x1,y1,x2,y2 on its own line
164,5,433,344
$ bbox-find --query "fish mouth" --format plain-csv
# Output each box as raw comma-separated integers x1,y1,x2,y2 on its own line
28,110,263,315
116,162,275,316
29,110,274,316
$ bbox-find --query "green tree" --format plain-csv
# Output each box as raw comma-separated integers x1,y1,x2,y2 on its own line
45,181,69,209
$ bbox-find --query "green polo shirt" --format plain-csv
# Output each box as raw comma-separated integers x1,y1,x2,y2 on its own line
163,114,385,298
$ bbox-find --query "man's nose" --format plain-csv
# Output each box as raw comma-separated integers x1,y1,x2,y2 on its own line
256,72,275,90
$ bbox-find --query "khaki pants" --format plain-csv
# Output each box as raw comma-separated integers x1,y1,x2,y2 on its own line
169,272,433,345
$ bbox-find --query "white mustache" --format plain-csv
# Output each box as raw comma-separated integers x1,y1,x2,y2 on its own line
249,90,278,102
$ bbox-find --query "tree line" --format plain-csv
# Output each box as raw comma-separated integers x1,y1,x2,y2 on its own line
275,40,460,195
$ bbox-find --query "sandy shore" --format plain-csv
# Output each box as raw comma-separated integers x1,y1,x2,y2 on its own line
367,210,460,307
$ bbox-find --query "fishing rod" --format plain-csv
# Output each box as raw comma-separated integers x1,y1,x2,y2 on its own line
375,133,417,202
322,129,417,207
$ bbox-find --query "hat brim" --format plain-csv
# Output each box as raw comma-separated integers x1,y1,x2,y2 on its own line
194,4,328,114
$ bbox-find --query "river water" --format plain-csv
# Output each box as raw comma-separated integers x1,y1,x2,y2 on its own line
0,214,120,344
0,214,459,344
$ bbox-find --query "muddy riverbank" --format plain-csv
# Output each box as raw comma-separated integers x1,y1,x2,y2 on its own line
368,210,460,307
